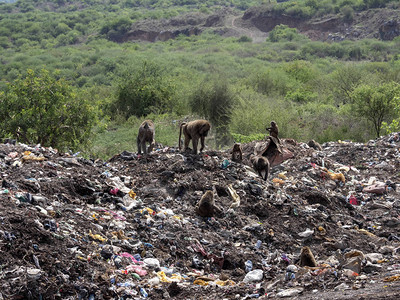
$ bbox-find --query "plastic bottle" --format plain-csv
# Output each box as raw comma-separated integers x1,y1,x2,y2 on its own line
255,240,262,249
221,159,230,169
140,287,148,298
245,260,253,273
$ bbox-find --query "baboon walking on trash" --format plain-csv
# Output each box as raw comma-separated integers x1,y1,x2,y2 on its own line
250,154,270,181
137,120,155,155
179,120,211,154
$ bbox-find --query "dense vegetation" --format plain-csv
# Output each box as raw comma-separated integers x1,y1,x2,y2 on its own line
1,0,400,158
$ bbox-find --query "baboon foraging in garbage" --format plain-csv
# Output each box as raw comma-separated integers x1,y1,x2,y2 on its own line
137,120,155,155
231,143,243,163
266,121,279,139
308,139,322,151
299,246,317,267
250,154,270,181
195,190,221,217
179,119,211,154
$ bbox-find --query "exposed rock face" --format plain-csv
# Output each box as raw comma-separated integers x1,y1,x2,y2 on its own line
117,6,400,43
244,6,400,41
379,19,400,40
121,10,232,42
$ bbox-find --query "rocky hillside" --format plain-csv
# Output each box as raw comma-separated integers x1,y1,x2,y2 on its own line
121,7,400,42
1,134,400,299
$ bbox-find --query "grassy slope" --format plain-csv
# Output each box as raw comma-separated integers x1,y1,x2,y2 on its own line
1,0,400,158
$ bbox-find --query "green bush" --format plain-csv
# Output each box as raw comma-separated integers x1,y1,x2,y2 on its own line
268,24,301,42
100,17,132,41
231,133,266,143
237,36,252,43
250,68,292,96
0,69,98,151
114,61,175,119
284,60,317,83
331,64,364,104
341,5,354,23
285,88,317,103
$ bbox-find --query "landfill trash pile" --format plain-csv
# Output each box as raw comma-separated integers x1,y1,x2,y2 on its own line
1,134,400,299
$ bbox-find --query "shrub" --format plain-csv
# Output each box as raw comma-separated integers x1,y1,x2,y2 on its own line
284,60,317,83
341,5,354,23
285,88,317,103
114,61,175,119
100,17,132,42
0,69,98,151
231,133,266,143
237,36,252,43
268,24,300,42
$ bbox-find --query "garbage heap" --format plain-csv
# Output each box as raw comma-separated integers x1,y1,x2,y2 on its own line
0,134,400,299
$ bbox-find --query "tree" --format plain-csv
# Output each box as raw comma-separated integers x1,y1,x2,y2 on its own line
0,69,98,151
351,82,400,137
332,65,364,105
114,62,174,119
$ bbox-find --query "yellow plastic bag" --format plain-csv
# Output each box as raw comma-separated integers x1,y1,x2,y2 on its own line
272,178,285,185
215,280,235,286
88,230,107,242
278,172,288,180
384,274,400,282
129,190,136,199
327,170,345,183
193,279,209,286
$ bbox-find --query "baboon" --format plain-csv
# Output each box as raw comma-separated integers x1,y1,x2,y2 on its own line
308,139,322,151
299,246,317,267
137,120,155,155
266,121,279,139
195,190,217,217
179,119,211,154
231,143,243,163
250,154,270,181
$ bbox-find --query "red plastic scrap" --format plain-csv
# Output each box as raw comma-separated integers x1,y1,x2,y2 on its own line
348,195,359,206
191,241,224,268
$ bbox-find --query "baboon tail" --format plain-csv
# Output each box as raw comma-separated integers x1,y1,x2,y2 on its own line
179,122,186,150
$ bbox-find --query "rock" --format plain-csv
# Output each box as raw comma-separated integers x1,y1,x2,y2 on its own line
342,256,363,274
298,228,314,238
365,253,383,263
379,246,394,255
334,283,351,291
276,288,304,297
363,262,383,273
379,19,400,40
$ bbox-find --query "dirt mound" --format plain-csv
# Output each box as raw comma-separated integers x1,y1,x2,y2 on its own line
1,134,400,299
